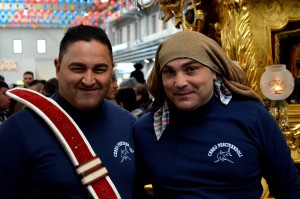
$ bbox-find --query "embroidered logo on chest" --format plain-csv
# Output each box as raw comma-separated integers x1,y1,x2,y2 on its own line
208,142,243,163
113,141,134,162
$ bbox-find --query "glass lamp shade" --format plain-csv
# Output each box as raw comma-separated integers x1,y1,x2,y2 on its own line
260,64,295,100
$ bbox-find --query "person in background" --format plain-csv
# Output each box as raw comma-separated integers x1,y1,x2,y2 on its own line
12,79,45,113
131,84,152,118
130,63,146,84
133,31,300,198
41,77,59,97
0,74,5,82
115,87,137,112
23,71,34,88
0,81,11,125
120,77,137,88
106,71,118,103
10,71,34,113
0,25,136,199
28,79,45,93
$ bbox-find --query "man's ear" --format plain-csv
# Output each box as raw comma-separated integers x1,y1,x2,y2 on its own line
211,70,217,80
213,73,217,80
54,58,60,78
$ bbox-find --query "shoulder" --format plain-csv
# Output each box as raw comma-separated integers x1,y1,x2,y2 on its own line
229,96,281,133
5,107,41,125
229,96,269,115
0,107,51,145
217,96,276,131
133,110,154,132
104,99,131,113
103,99,136,122
136,109,154,121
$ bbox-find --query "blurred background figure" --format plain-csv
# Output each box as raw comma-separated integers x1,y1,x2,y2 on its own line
13,78,44,113
0,81,11,125
115,87,137,112
23,71,34,88
130,63,145,84
28,79,45,93
42,78,59,97
106,72,118,103
131,84,153,118
119,77,137,88
0,75,5,82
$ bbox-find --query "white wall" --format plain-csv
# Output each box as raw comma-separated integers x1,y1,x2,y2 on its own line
0,28,65,86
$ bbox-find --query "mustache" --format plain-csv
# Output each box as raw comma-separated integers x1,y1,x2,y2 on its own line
172,88,195,95
77,84,101,90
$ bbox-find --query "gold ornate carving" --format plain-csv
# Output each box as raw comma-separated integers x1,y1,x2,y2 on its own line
282,104,300,159
284,125,300,153
221,0,258,90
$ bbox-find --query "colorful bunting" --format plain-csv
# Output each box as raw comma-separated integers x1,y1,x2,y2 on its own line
0,0,133,28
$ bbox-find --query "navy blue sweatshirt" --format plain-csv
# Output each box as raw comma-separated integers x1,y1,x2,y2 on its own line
133,95,300,198
0,92,136,199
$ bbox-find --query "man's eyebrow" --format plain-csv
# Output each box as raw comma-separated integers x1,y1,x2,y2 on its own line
182,60,201,67
163,60,200,68
69,62,109,67
69,62,85,67
94,63,109,68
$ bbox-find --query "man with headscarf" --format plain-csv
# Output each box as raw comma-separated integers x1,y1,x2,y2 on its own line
133,31,300,198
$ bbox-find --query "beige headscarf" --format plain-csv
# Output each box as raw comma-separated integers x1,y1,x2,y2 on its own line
147,30,263,104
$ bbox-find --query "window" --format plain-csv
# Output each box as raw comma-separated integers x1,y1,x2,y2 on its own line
127,25,130,43
112,32,116,46
135,22,138,40
37,39,46,53
146,16,149,35
152,14,157,33
163,21,168,30
13,39,22,54
118,29,122,44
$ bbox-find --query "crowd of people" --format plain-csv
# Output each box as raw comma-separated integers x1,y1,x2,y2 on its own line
0,25,300,199
1,71,59,115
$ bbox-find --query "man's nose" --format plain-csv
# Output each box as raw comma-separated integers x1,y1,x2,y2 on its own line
174,73,188,88
82,71,96,85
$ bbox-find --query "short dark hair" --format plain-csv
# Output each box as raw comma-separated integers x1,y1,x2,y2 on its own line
58,25,113,63
24,71,34,77
28,80,43,87
44,78,59,97
115,87,137,112
0,75,5,82
135,84,150,104
0,81,9,89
